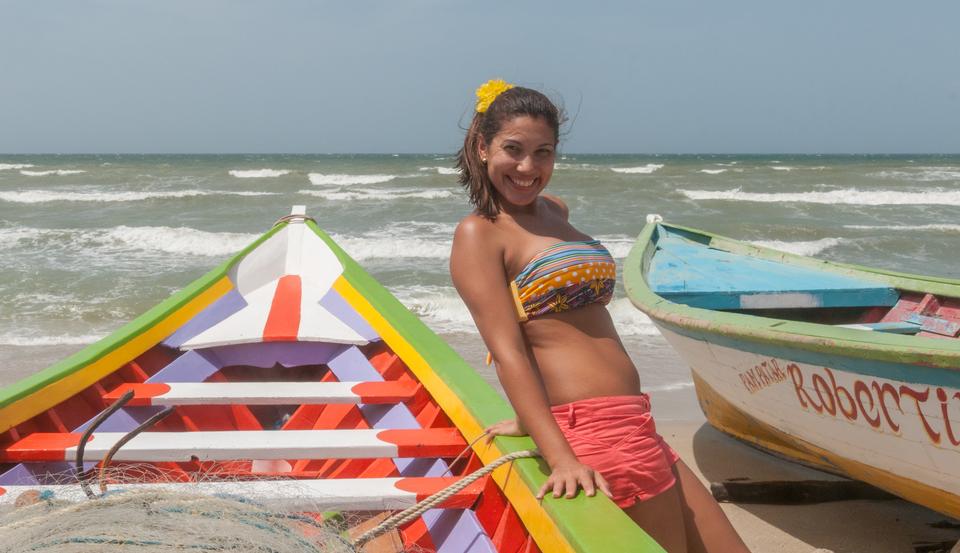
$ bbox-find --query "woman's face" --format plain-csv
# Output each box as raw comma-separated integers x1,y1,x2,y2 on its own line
479,115,557,210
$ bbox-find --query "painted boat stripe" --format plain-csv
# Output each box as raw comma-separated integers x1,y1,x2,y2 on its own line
1,429,464,462
103,383,171,406
263,274,302,341
102,381,418,406
0,477,484,511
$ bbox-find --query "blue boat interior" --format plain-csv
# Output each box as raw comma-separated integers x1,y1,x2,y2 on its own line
645,225,960,338
647,226,901,312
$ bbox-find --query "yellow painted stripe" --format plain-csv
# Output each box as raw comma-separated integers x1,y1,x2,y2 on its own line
333,276,576,553
693,372,960,519
0,277,233,434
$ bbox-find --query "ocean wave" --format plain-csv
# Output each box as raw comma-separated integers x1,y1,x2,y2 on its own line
678,188,960,206
332,234,452,260
844,224,960,232
1,225,260,256
873,168,960,182
606,298,661,336
20,169,87,176
298,188,454,201
748,237,843,257
0,189,276,203
611,164,664,175
308,173,396,186
0,163,34,170
594,234,636,259
698,169,727,175
228,169,291,178
0,332,106,346
770,166,794,171
418,166,460,175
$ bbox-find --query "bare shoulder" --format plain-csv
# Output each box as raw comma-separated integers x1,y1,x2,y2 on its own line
452,214,504,262
540,194,570,220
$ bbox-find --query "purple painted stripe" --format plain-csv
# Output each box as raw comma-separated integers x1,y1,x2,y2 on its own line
146,350,222,383
203,342,344,369
162,289,246,348
319,288,380,342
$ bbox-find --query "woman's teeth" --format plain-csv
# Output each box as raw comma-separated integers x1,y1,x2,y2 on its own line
510,177,536,188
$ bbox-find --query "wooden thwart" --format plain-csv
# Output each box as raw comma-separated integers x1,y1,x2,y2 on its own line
0,428,466,462
103,381,420,406
0,476,486,512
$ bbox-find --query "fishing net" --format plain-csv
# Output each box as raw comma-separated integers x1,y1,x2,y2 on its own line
0,465,414,553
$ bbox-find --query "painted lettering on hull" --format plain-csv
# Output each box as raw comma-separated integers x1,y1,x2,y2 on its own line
788,363,960,448
738,359,788,394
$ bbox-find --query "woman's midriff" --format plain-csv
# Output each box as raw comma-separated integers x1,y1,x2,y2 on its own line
522,304,642,405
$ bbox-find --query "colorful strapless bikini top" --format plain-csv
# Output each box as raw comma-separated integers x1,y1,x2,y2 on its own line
510,240,616,321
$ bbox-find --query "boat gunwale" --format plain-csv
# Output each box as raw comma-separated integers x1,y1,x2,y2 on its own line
623,221,960,370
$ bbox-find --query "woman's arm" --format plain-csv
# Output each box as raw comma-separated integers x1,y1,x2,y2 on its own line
450,217,610,500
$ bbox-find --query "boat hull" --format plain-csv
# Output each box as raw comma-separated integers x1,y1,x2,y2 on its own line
655,321,960,518
624,220,960,520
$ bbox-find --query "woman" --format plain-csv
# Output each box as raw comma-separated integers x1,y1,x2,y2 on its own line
449,80,749,553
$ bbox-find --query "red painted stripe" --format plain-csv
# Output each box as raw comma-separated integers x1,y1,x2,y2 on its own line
0,487,5,497
395,476,486,508
350,381,419,404
0,433,87,462
376,428,466,457
263,275,301,342
103,383,172,406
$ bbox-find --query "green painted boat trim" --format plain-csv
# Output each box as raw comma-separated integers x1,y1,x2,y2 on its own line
307,220,663,552
624,222,960,371
0,224,286,412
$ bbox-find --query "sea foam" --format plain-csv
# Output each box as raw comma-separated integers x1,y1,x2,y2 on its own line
1,225,261,256
611,164,664,174
229,169,291,178
0,332,107,346
748,237,843,257
0,163,34,170
298,188,454,201
844,224,960,233
308,173,396,186
20,170,86,176
0,189,276,203
418,166,460,175
699,169,727,175
679,188,960,206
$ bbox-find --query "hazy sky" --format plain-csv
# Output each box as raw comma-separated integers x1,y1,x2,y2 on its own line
2,1,958,154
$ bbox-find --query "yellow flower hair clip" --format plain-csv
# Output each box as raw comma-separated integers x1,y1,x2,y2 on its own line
475,79,515,113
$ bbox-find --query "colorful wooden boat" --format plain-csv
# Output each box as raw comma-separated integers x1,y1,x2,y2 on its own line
0,207,662,552
623,217,960,519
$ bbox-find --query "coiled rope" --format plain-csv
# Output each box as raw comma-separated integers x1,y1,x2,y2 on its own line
353,448,539,548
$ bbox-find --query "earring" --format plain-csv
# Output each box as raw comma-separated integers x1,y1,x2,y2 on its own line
481,157,487,163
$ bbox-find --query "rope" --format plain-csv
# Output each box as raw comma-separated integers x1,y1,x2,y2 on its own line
353,448,539,548
76,390,134,499
272,214,317,227
98,406,175,496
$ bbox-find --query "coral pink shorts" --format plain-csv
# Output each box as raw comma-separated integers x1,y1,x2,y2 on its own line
551,394,680,508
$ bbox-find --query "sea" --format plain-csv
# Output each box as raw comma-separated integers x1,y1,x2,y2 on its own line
2,154,959,420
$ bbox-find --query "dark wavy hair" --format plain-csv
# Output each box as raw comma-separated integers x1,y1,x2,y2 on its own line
455,87,563,219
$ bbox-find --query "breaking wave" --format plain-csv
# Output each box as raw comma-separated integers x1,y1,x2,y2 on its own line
611,164,664,174
748,237,844,257
20,170,86,176
679,188,960,206
228,169,291,178
298,188,454,201
307,173,396,186
0,189,276,203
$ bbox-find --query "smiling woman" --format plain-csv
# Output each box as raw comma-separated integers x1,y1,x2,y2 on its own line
449,80,749,553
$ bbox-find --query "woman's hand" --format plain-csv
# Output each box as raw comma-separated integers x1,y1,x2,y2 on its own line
484,418,526,443
537,458,613,500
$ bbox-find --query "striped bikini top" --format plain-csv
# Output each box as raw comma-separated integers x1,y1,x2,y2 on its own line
510,240,616,321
